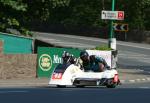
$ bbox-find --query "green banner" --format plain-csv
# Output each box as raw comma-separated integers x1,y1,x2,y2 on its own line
37,47,81,77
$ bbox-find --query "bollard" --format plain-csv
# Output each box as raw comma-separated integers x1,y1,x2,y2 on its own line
109,38,116,50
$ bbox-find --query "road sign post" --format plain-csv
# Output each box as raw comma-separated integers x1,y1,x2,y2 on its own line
101,0,125,49
113,23,129,41
109,0,115,49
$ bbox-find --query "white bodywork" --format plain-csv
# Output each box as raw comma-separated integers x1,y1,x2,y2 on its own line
49,64,118,86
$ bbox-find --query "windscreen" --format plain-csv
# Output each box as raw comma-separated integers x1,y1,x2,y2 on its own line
54,63,71,73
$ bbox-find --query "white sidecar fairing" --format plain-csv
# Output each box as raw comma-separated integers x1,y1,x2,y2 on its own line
73,69,119,87
49,64,82,86
48,63,119,87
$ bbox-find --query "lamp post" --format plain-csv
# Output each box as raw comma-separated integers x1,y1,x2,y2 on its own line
109,0,116,50
110,0,115,38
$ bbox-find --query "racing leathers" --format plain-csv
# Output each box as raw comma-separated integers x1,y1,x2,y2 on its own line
75,55,109,72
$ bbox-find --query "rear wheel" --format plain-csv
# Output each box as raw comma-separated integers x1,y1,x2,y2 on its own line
106,79,117,88
106,83,117,88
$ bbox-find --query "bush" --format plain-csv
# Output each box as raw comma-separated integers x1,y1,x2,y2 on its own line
91,45,112,50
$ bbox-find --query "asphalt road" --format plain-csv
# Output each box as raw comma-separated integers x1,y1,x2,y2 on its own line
35,32,150,72
1,83,150,103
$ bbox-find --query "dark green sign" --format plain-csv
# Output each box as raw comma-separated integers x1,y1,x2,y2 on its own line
37,47,81,77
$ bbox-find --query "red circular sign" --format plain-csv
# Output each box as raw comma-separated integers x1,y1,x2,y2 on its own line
118,11,124,20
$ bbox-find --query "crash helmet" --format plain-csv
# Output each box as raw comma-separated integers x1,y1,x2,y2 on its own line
80,51,89,61
62,51,70,58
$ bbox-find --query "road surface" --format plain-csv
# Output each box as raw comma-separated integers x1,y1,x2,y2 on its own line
1,83,150,103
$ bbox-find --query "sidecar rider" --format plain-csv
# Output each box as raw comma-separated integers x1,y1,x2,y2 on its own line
79,51,110,72
62,51,75,64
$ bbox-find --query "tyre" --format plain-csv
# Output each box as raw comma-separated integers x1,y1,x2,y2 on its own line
106,79,117,88
57,85,66,88
106,83,117,88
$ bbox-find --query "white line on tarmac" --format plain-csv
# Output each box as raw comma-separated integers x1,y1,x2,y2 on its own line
142,79,146,81
136,79,141,82
147,78,150,81
129,80,135,83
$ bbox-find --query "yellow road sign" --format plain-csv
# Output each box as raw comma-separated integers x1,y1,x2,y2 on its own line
113,23,128,32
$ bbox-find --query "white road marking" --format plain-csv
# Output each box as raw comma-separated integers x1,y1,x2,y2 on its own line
147,78,150,81
129,80,135,83
136,79,141,82
142,79,146,81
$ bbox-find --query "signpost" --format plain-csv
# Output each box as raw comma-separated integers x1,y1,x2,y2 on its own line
118,11,124,20
110,0,115,41
113,23,129,41
113,23,128,32
101,0,126,50
101,10,124,20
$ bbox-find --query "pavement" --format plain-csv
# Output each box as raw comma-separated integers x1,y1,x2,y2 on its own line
0,69,150,88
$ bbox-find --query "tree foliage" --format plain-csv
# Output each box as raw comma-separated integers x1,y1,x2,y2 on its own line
0,0,150,36
0,0,27,32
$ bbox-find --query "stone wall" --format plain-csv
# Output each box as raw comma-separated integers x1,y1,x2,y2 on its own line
0,54,37,79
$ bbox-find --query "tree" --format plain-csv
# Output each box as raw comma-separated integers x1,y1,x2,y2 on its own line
116,0,150,30
1,0,150,37
49,0,105,27
0,0,27,33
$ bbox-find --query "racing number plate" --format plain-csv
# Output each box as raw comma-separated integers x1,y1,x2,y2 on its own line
52,73,63,79
114,74,119,82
